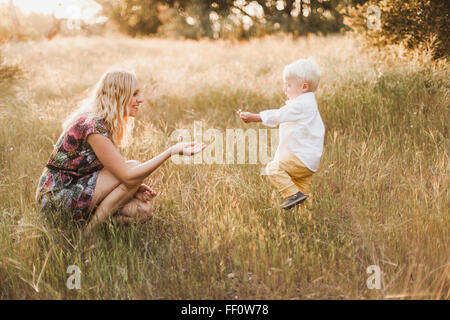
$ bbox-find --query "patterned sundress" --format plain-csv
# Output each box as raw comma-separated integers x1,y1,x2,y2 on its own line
35,113,110,220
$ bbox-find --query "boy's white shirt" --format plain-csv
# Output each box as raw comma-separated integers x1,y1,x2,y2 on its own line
259,92,325,172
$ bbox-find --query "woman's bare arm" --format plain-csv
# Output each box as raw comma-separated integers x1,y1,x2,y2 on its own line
87,134,205,188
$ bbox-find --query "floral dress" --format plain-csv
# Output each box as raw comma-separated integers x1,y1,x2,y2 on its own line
36,113,110,220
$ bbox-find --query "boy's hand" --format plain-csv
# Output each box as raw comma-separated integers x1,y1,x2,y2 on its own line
237,109,261,123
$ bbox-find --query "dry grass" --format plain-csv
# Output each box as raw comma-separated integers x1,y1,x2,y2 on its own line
0,34,448,299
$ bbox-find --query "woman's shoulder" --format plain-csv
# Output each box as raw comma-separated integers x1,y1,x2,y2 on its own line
71,113,109,138
85,113,110,137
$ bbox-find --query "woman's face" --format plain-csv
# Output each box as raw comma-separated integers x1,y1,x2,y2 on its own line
128,81,143,117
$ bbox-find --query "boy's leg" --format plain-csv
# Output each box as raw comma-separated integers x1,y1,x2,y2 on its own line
264,153,314,203
287,167,313,197
264,159,301,198
291,174,313,207
280,153,314,207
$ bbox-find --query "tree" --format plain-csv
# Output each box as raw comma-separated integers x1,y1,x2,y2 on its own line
341,0,450,59
248,0,344,35
95,0,162,36
0,49,22,91
8,0,21,41
95,0,349,39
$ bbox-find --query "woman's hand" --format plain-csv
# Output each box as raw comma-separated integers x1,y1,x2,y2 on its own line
134,183,157,202
170,142,206,156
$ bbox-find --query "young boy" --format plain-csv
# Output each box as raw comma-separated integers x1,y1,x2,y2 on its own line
238,58,325,210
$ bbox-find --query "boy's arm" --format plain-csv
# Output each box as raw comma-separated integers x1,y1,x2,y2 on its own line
260,102,312,127
259,109,281,127
237,109,262,123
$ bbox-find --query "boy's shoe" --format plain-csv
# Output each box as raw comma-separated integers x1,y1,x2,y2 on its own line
281,191,307,210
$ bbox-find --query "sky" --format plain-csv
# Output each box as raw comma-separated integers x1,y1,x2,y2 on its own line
0,0,102,20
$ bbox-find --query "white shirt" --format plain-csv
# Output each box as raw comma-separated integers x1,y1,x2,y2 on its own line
259,92,325,172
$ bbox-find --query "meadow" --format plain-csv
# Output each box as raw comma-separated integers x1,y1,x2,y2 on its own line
0,34,448,299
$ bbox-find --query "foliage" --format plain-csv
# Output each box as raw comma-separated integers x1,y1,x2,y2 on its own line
0,50,22,90
95,0,163,36
94,0,348,39
341,0,450,59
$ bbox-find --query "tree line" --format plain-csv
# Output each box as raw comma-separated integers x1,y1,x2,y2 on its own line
94,0,361,39
2,0,448,59
95,0,448,58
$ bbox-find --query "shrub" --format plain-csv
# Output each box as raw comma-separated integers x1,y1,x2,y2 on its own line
341,0,450,59
0,50,22,89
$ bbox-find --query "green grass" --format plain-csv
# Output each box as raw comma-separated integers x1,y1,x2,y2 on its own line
0,35,448,299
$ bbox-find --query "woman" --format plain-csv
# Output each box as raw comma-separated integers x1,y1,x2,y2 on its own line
35,70,205,234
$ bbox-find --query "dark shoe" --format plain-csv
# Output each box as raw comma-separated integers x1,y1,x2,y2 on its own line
281,191,307,210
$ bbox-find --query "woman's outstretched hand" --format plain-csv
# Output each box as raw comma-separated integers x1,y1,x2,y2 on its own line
170,142,207,156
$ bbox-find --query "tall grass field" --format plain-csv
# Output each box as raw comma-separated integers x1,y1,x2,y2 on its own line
0,35,448,299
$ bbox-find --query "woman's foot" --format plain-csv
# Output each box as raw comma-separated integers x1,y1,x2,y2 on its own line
119,198,153,222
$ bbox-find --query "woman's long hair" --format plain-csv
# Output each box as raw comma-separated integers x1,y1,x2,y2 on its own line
62,70,138,146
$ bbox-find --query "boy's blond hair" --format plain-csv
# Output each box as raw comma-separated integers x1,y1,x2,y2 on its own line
283,58,320,92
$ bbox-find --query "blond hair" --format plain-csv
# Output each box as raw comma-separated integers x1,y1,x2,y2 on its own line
283,58,320,92
63,70,138,146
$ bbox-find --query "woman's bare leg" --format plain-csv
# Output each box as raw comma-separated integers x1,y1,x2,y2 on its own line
84,160,153,235
84,183,137,235
89,160,141,211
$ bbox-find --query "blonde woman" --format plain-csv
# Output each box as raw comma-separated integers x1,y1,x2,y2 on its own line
35,70,205,234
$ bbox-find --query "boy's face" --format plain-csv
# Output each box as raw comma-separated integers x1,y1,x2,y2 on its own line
283,77,306,100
